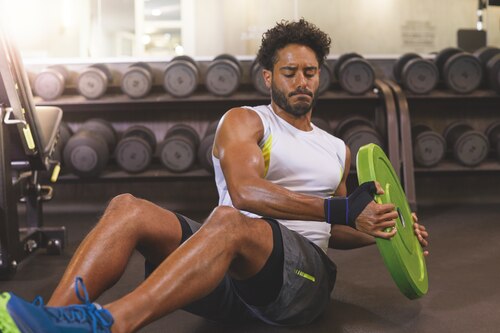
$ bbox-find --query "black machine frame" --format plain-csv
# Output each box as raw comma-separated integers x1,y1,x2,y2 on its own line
0,28,66,279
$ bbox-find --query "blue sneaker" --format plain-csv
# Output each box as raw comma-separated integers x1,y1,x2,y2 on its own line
0,276,114,332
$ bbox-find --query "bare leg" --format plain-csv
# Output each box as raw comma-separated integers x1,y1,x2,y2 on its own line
105,206,274,333
48,194,184,306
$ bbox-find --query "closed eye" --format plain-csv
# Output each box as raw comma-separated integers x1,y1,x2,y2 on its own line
305,67,318,77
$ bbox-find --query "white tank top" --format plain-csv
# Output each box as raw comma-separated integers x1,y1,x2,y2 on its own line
213,104,346,252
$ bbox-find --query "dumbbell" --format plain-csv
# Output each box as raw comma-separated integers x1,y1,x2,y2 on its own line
336,116,383,167
52,121,73,166
163,55,199,98
197,120,219,173
412,124,446,167
63,119,117,178
473,46,500,93
77,64,113,99
251,59,270,96
205,54,242,96
443,122,488,167
393,53,438,94
158,124,200,172
486,121,500,161
318,63,333,95
33,65,69,101
115,125,156,173
121,62,153,99
435,47,482,94
333,53,375,95
311,117,331,133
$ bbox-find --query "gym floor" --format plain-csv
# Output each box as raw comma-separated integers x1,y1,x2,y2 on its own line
1,203,499,333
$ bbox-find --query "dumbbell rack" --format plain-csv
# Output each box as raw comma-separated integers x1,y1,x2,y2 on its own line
27,56,500,211
36,88,395,170
395,88,500,206
405,89,500,172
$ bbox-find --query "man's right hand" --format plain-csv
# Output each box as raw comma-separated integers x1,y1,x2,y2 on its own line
354,201,398,239
353,181,398,238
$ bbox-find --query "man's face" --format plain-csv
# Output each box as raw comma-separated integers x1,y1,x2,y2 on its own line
266,44,320,117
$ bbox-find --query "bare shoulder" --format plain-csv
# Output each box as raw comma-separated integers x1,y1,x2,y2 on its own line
214,107,264,158
218,107,264,138
221,107,262,126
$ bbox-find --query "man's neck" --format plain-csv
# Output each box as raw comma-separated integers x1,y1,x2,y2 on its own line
269,101,313,131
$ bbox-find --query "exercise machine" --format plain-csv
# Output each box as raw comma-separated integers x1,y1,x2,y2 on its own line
0,28,65,279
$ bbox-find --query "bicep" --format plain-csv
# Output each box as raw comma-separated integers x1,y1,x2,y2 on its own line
220,139,265,188
215,108,266,191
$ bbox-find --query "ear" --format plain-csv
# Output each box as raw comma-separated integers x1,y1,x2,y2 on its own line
263,69,272,89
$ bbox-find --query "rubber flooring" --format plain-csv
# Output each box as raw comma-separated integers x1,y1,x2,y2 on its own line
1,203,499,333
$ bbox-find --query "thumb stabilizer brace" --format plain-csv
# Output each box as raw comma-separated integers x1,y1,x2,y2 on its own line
324,181,377,228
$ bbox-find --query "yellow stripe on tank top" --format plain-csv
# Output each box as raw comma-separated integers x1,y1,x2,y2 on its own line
261,134,272,177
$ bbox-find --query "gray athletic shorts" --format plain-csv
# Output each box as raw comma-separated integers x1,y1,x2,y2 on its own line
145,214,337,326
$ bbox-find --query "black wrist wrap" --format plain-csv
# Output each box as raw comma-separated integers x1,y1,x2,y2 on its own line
324,181,377,228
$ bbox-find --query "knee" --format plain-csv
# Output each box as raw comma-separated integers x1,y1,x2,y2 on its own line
203,206,245,235
107,193,141,212
207,205,241,222
101,193,147,228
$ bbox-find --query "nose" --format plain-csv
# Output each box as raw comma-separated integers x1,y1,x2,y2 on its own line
295,71,308,88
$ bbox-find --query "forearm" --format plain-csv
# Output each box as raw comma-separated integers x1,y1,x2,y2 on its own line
328,225,375,250
230,178,325,221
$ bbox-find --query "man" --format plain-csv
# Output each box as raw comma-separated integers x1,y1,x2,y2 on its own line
0,19,429,333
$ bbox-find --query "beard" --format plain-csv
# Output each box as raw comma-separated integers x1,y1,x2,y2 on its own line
271,81,318,117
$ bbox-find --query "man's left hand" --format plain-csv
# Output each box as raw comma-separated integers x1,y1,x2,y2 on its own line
412,213,429,256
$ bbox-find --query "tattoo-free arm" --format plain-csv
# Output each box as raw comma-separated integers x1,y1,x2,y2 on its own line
214,107,325,221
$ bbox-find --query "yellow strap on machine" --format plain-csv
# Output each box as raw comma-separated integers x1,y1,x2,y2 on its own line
22,124,35,150
50,163,61,183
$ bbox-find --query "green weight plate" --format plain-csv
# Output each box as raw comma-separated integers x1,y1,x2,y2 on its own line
356,143,428,299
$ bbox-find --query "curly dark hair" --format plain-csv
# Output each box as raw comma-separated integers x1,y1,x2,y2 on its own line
256,19,331,71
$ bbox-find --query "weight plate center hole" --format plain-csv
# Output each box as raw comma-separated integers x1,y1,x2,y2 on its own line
397,207,406,229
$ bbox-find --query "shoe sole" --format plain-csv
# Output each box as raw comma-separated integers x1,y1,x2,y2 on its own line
0,293,21,333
